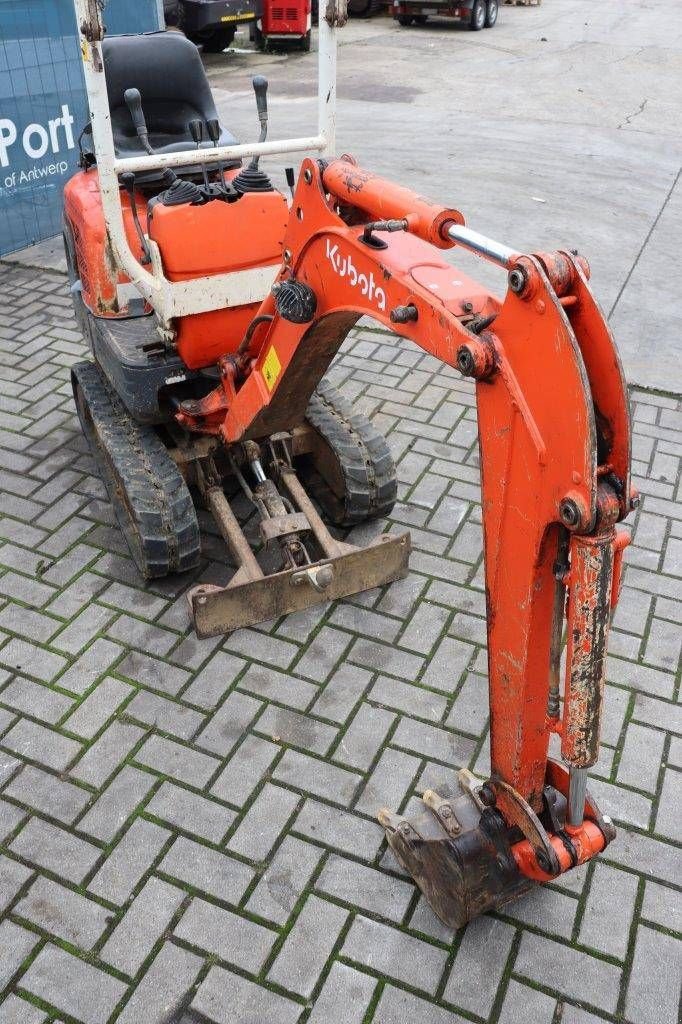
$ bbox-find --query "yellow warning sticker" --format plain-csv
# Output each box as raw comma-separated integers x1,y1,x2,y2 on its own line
261,345,282,392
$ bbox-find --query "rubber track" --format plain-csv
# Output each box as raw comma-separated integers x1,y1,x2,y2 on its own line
72,361,201,579
305,377,397,527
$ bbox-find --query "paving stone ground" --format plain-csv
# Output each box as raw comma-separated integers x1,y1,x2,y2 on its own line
0,259,679,1024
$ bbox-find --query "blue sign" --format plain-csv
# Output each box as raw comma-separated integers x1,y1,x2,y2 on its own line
0,0,162,256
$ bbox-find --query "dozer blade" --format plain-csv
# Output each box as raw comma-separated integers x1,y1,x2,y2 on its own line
378,769,532,930
188,532,410,638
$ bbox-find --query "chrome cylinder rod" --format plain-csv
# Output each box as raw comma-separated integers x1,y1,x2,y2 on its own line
446,224,518,269
567,766,588,827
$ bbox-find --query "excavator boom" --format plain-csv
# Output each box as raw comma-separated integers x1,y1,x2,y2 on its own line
178,156,634,925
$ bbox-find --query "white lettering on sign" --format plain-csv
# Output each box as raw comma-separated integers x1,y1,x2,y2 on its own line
0,161,70,195
0,104,75,168
23,123,50,160
325,238,386,313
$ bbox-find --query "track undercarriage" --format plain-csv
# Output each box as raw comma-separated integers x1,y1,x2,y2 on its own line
71,358,408,638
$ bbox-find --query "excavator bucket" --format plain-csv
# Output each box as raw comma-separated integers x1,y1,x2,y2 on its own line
379,770,531,929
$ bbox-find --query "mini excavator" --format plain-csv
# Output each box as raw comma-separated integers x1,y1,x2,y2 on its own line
65,0,635,928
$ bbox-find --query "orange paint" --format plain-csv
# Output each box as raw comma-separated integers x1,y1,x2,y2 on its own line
63,170,149,315
512,820,606,881
149,190,289,369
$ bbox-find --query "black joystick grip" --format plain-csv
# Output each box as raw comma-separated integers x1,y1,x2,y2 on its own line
206,118,220,144
124,88,146,137
252,76,268,121
189,119,204,145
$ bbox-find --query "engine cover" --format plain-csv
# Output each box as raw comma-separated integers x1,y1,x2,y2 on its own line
148,190,289,369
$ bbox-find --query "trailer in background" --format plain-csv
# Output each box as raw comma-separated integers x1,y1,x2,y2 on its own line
392,0,498,29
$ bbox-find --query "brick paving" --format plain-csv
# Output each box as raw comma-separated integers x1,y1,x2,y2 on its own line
0,259,680,1024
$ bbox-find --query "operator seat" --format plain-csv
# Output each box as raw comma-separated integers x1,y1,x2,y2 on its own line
102,31,240,186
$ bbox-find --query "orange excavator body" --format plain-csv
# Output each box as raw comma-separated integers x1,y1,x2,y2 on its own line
67,150,634,928
65,3,635,933
148,188,289,368
64,168,289,368
63,171,149,316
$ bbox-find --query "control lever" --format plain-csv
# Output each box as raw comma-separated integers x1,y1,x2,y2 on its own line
248,76,268,171
285,167,296,199
188,118,211,191
124,88,154,156
206,118,228,192
119,172,151,265
231,77,273,195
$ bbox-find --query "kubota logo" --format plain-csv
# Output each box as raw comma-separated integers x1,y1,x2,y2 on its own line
325,239,386,312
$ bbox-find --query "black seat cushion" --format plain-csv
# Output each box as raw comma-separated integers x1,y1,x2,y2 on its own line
102,32,240,185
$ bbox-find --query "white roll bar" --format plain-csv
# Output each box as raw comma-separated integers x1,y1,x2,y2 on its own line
73,0,345,331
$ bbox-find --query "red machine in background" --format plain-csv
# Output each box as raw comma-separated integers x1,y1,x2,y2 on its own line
256,0,312,49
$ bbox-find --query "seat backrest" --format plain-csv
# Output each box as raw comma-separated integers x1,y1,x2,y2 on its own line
102,32,220,130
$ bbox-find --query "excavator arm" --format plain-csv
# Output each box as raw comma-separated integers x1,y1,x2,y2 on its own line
178,157,634,926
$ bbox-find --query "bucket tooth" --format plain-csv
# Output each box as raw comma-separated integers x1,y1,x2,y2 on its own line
422,788,462,836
